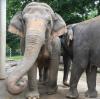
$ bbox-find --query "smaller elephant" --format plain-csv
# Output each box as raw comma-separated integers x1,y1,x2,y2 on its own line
37,45,50,83
59,24,76,86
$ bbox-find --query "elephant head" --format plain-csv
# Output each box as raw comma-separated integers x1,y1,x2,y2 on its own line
7,2,67,94
62,24,76,47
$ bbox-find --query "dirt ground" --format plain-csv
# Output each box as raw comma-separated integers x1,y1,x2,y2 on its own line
1,62,100,99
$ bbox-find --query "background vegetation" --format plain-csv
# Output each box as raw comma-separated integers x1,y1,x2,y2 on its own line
7,0,100,56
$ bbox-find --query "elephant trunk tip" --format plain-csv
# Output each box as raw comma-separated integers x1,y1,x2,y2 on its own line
6,76,28,95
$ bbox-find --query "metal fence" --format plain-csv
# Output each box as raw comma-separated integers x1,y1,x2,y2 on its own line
6,48,22,57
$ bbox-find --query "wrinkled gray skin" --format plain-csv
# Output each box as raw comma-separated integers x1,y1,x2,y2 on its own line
66,16,100,98
37,24,74,86
20,37,54,84
20,17,67,85
59,24,76,86
7,2,66,99
59,25,74,86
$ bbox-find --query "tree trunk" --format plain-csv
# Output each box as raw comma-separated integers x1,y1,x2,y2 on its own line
97,1,100,15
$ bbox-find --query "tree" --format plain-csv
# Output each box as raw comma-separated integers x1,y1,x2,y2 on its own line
7,0,33,50
7,0,99,51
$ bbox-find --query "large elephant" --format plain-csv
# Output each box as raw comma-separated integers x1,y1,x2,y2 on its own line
6,2,67,99
19,14,66,84
66,16,100,98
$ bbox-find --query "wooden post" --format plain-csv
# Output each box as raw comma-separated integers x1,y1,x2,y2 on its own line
0,0,6,79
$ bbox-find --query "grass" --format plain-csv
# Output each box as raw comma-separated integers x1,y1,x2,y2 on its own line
6,56,100,73
7,56,23,61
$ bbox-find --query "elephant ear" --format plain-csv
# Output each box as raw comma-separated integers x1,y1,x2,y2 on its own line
67,25,74,40
8,11,24,37
52,13,67,37
67,24,76,40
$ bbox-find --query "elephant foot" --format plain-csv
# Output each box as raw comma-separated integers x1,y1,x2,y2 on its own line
66,89,79,99
38,80,48,86
47,86,58,95
26,91,39,99
39,78,43,82
38,81,44,85
85,90,97,98
63,81,70,87
42,80,48,86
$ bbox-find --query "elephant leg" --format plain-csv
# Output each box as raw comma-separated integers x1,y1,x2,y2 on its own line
47,37,61,95
63,54,70,86
66,52,89,98
26,63,39,99
85,65,97,98
39,67,43,82
66,44,89,98
66,63,84,98
43,66,49,84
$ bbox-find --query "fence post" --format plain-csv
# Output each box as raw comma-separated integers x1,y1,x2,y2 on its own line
0,0,6,79
9,48,12,58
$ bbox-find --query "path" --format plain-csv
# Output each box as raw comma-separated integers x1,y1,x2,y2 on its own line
0,62,99,99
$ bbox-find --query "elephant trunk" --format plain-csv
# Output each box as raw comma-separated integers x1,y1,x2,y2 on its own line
6,30,45,94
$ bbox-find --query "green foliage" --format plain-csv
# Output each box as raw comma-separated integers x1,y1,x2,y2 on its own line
7,0,100,51
7,0,33,50
6,32,20,49
48,0,99,23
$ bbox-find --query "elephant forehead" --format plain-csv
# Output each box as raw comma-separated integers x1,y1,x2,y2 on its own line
27,19,46,28
26,19,46,33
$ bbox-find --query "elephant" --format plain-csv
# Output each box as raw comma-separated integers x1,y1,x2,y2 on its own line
65,16,100,98
6,2,67,99
19,16,67,85
59,24,75,86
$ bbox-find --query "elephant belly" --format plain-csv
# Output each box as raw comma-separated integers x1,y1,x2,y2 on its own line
37,56,50,68
90,49,100,68
37,44,50,68
37,51,50,68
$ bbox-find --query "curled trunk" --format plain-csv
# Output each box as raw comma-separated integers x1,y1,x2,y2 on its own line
6,31,45,94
